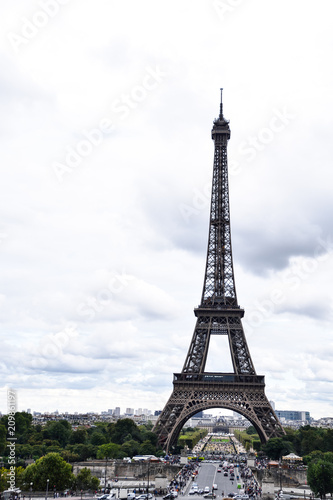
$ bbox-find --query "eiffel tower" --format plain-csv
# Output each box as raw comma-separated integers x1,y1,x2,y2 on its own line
153,90,285,452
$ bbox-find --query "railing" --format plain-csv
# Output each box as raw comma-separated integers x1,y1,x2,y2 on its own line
173,373,265,384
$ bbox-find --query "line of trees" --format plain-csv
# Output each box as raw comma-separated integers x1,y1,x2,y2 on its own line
0,412,163,466
235,425,333,459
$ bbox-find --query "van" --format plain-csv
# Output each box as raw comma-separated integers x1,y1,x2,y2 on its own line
213,484,218,491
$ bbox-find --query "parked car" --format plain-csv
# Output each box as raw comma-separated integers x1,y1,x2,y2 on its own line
204,487,210,493
163,493,178,500
128,495,136,500
136,495,154,500
203,494,216,499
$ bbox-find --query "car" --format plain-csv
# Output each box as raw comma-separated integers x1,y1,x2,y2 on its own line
204,487,210,493
224,472,228,476
136,495,154,500
227,494,235,498
163,494,177,500
217,469,221,473
203,495,216,499
212,485,218,491
189,490,196,496
128,495,136,500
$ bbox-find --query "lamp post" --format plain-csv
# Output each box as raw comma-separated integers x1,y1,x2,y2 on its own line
30,482,33,500
146,460,150,496
104,457,108,492
46,479,50,500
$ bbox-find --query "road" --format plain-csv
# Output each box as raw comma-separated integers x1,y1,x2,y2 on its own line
184,461,244,498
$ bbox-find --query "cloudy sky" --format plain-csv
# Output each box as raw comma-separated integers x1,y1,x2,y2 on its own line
1,0,333,420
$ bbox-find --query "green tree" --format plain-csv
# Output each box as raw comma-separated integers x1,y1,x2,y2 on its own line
108,419,141,445
0,424,7,454
69,444,96,461
31,444,45,459
90,432,107,446
21,452,75,491
61,450,80,463
307,459,333,498
16,444,33,459
0,466,25,490
246,426,258,435
262,437,294,460
70,428,88,445
139,440,156,455
121,439,140,457
97,443,122,459
75,467,100,491
43,421,72,447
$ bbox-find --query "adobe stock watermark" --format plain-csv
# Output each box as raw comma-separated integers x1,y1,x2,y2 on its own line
7,388,17,491
52,65,167,183
179,106,296,222
243,234,333,336
30,323,78,369
7,0,71,53
76,272,134,322
212,0,244,21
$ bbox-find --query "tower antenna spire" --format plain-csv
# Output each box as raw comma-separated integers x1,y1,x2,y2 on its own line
219,87,223,119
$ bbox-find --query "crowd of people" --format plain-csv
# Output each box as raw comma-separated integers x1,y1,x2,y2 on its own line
192,434,245,456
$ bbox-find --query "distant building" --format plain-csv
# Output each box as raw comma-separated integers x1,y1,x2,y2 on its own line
113,407,121,416
276,410,310,422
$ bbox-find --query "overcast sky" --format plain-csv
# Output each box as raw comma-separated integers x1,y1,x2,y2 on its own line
1,0,333,421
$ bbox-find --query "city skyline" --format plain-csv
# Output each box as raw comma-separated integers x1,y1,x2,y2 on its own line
1,0,333,420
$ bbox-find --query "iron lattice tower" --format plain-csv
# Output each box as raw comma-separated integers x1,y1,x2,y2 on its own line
153,90,285,452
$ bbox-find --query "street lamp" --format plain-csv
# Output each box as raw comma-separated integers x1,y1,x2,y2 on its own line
30,482,33,500
146,460,151,496
104,457,108,492
46,479,50,500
